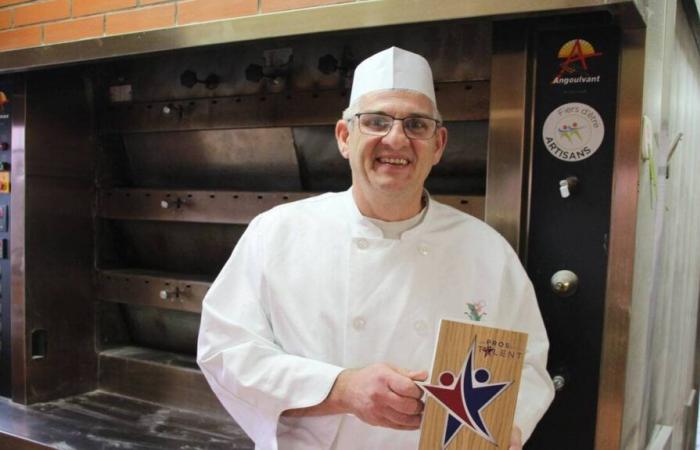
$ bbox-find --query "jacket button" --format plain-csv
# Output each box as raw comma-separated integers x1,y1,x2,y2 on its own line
356,238,369,249
418,243,429,255
352,317,366,330
414,320,428,335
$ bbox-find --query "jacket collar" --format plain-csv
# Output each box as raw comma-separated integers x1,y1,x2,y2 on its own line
343,187,435,239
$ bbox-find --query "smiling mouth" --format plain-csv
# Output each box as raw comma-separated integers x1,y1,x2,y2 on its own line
377,157,409,166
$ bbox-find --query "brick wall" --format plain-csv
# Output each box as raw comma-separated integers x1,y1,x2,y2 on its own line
0,0,352,52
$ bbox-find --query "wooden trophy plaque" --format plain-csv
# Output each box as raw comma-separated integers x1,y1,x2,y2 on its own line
418,320,527,449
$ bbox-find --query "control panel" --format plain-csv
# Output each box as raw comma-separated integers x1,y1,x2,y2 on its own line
0,80,11,397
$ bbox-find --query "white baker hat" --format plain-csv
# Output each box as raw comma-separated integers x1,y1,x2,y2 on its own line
349,47,436,106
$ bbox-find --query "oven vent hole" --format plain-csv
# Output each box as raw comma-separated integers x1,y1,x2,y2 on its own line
460,199,469,204
31,329,48,360
210,194,215,199
257,195,263,200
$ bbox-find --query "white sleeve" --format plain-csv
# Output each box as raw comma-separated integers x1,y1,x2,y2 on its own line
197,216,345,450
501,247,555,443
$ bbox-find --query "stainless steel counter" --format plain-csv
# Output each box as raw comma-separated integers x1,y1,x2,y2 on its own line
0,391,253,450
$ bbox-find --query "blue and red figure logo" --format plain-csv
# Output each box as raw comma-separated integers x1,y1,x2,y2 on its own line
420,339,512,447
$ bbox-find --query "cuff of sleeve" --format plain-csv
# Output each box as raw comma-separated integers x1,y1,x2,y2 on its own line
204,359,345,449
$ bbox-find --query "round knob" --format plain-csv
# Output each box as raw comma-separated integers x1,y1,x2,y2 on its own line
318,54,339,75
180,70,198,88
245,64,264,83
160,200,170,209
550,270,579,297
162,105,172,115
552,375,566,391
159,290,170,300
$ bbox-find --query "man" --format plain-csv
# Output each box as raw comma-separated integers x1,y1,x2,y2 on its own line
197,47,554,450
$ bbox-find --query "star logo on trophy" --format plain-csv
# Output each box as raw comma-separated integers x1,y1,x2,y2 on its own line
419,339,513,448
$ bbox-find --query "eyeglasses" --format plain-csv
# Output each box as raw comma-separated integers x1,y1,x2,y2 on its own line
352,113,441,140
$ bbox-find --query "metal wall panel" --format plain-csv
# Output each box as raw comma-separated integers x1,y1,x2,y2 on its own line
17,68,97,403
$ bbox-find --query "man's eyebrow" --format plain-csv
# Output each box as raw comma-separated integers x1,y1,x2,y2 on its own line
360,110,434,119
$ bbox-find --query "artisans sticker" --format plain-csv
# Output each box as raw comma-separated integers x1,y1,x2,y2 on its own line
542,102,604,162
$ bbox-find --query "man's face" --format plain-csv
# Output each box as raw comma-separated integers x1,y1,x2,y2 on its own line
335,90,447,202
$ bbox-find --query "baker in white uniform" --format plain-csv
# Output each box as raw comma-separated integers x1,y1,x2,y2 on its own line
197,47,554,450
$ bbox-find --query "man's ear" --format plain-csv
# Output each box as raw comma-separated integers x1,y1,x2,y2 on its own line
432,126,448,166
335,119,351,159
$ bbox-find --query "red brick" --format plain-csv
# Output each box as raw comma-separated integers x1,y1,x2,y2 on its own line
73,0,137,17
105,3,175,35
0,10,11,30
0,25,41,50
261,0,350,13
178,0,257,25
44,16,104,44
14,0,70,26
0,0,31,7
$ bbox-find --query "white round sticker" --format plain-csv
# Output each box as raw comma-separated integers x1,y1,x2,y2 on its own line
542,102,604,162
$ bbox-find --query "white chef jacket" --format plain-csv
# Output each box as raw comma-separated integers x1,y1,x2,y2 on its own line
197,189,554,450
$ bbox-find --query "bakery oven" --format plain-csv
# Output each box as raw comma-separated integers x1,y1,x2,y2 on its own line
0,3,644,449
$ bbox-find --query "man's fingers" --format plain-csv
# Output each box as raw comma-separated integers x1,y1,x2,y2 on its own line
380,405,422,429
408,370,428,382
509,425,523,450
385,391,424,415
387,372,423,398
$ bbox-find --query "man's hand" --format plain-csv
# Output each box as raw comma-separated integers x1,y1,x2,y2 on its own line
284,363,428,430
509,425,523,450
332,364,428,430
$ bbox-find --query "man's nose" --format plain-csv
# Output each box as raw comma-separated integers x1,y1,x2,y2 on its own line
381,120,410,148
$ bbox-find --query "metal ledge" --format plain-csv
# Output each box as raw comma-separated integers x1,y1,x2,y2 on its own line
98,189,315,224
0,0,639,74
0,390,250,449
97,269,211,314
98,188,485,223
98,347,235,419
100,81,489,132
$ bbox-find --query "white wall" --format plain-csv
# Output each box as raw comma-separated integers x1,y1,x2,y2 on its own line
622,1,700,449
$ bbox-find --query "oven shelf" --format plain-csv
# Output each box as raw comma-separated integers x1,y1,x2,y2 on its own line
98,188,485,223
97,268,212,314
98,81,489,133
98,188,315,224
98,346,242,424
0,389,253,449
